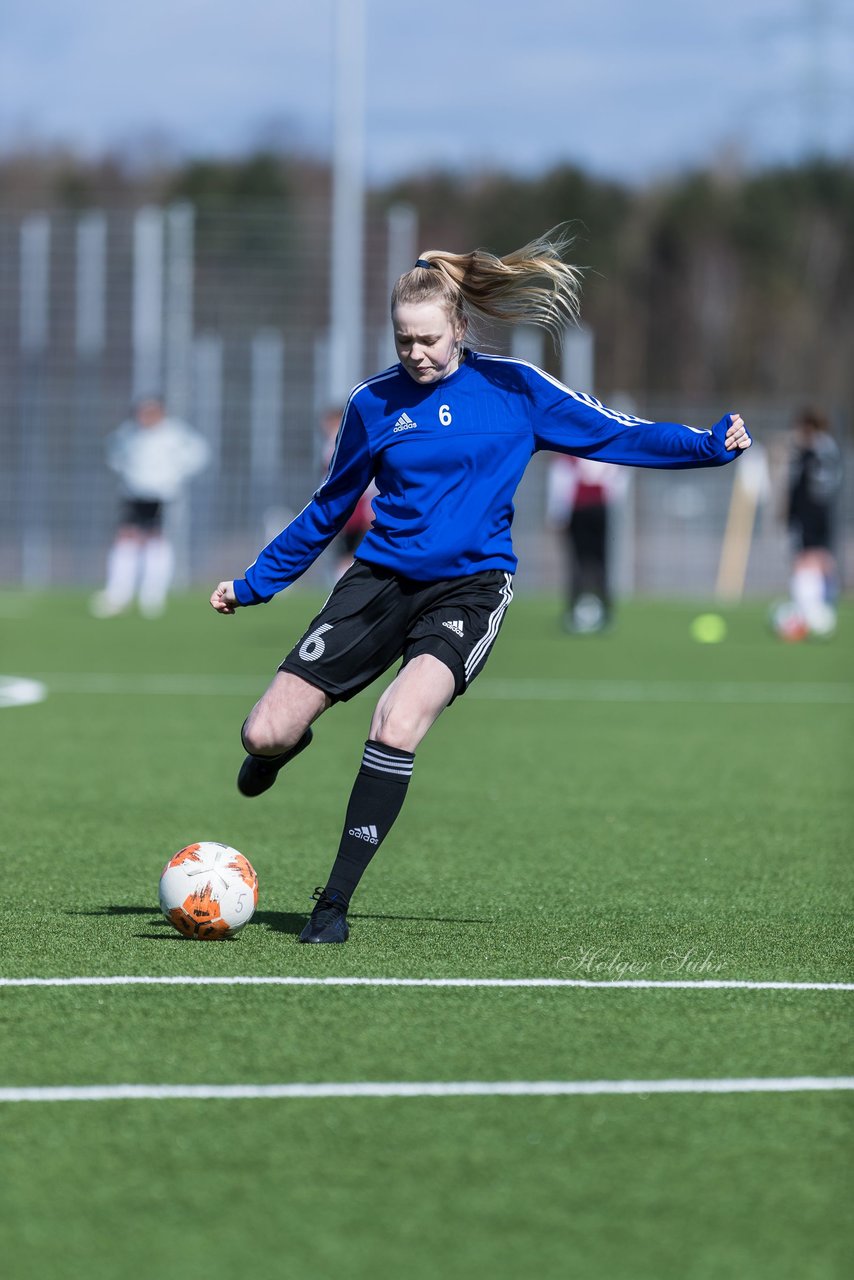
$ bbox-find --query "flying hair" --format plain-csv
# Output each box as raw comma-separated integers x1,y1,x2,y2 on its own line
391,224,582,344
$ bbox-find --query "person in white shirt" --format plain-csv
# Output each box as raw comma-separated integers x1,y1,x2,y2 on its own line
91,395,209,618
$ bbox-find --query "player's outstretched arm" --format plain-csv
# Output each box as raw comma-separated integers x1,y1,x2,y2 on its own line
532,375,753,468
210,581,238,615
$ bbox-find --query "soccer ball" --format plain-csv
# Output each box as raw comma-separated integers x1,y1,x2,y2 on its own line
159,842,258,939
769,601,810,643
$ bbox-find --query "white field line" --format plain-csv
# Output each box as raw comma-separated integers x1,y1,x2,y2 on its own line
0,677,47,708
23,673,854,705
1,976,852,991
31,673,262,696
1,1077,852,1104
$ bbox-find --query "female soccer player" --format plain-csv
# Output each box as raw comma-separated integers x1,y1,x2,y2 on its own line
211,229,751,943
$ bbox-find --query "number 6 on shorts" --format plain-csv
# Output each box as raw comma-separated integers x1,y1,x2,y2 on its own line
299,623,333,662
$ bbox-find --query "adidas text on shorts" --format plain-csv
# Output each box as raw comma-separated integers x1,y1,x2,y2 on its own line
278,561,513,703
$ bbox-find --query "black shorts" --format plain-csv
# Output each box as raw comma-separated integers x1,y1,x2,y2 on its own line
279,561,514,703
790,509,832,552
119,499,164,532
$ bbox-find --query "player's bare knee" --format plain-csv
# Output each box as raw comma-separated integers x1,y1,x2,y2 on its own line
373,725,417,752
241,712,298,756
240,714,267,755
372,707,422,753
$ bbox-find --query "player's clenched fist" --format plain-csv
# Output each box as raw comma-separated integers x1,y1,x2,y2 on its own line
724,413,751,452
210,581,238,614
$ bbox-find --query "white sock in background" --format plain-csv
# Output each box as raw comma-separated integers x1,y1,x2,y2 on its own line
138,538,174,618
91,539,141,616
791,565,836,636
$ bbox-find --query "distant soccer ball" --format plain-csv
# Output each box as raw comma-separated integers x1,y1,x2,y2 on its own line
769,601,810,643
159,842,258,939
571,593,607,633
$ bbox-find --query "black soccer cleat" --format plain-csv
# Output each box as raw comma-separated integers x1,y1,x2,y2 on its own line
237,728,313,797
298,886,350,944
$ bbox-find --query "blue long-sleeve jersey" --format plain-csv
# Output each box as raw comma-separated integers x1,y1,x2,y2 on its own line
234,350,740,605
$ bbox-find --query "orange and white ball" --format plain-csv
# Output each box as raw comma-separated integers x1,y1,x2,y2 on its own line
159,842,258,939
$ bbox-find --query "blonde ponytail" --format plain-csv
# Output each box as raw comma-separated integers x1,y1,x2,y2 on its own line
391,224,582,343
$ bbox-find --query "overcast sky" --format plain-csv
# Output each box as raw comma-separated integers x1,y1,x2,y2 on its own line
1,0,851,182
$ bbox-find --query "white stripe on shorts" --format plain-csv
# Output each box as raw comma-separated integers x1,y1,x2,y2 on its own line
464,572,514,683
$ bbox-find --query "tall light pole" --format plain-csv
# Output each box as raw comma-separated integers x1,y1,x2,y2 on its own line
329,0,366,404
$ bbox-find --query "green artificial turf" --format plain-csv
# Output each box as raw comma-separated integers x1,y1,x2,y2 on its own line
0,588,851,1279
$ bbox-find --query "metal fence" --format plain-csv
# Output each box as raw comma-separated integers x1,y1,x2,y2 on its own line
1,203,849,597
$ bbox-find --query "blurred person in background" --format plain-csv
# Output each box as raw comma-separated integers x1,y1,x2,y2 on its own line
91,395,209,619
211,227,751,945
319,406,378,582
773,406,841,640
546,453,628,632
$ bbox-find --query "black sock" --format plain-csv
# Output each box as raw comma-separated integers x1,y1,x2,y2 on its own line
325,740,415,904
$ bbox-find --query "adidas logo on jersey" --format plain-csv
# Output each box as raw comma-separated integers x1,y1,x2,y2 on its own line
348,824,379,844
442,619,464,637
393,412,417,432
